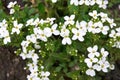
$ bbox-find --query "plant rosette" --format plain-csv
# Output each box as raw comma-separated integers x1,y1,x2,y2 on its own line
0,0,120,80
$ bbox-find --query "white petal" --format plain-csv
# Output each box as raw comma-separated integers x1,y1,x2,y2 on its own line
93,45,98,51
52,24,57,29
66,38,72,45
84,58,90,63
88,53,95,58
86,69,95,77
93,58,98,63
102,30,107,35
93,64,101,71
72,28,77,34
45,71,50,76
64,16,69,20
102,68,108,72
62,38,66,45
95,52,100,57
78,36,84,41
53,30,60,35
87,47,92,53
90,69,96,76
72,35,77,40
86,69,91,75
70,14,75,20
44,28,52,37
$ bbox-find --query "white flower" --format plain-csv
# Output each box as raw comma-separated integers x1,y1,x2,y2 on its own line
86,68,96,77
93,64,101,71
0,27,11,44
70,0,79,6
26,34,37,43
95,21,109,35
64,14,75,25
51,0,57,3
11,20,23,34
72,28,86,42
20,52,27,60
116,27,120,33
107,18,116,28
100,26,109,35
87,45,100,58
26,18,34,26
84,56,98,68
98,0,108,9
0,19,8,28
34,44,41,49
46,18,56,25
27,50,39,63
44,24,60,37
76,21,87,32
0,27,9,38
99,12,108,22
109,30,117,38
7,1,17,8
27,73,40,80
87,21,100,34
109,64,115,70
89,10,98,19
41,71,50,77
33,18,40,26
60,28,71,45
21,40,30,53
62,36,72,45
50,24,60,35
60,28,70,37
27,63,38,72
98,60,110,72
27,75,33,80
10,9,15,14
100,48,109,58
41,71,50,80
21,40,30,48
113,41,120,48
33,28,47,42
3,36,11,44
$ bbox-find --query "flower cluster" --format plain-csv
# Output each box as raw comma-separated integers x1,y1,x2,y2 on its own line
25,50,50,80
70,0,108,9
88,10,116,34
20,18,58,80
0,19,11,44
7,1,17,14
20,41,50,80
109,27,120,48
58,11,116,45
1,0,119,79
11,20,23,34
51,0,108,9
84,45,114,76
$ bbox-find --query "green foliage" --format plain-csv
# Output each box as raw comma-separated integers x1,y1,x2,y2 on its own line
0,0,120,80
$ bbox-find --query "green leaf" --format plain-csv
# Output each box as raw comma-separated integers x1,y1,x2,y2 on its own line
66,71,79,79
55,66,62,72
38,3,45,14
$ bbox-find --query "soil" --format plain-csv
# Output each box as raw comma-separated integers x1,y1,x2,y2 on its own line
0,47,28,80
